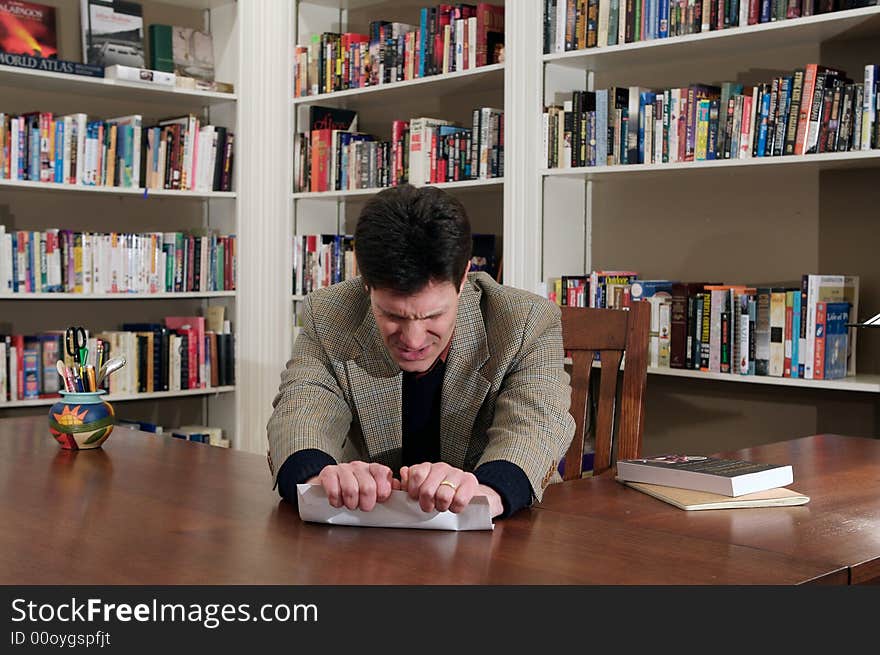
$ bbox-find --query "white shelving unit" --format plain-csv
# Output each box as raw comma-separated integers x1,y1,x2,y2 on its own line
291,0,508,353
0,0,241,445
537,6,880,452
11,3,875,456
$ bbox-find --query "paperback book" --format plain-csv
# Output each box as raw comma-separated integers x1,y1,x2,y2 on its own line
621,480,810,511
616,454,794,497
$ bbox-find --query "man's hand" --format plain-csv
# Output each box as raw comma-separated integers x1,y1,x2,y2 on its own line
307,461,395,511
399,462,504,518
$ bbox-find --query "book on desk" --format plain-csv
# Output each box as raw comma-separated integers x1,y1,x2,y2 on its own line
616,454,793,497
620,480,809,511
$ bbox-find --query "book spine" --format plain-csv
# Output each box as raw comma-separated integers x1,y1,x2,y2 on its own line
813,301,827,381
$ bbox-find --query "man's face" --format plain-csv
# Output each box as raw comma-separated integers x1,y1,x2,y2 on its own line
369,275,465,373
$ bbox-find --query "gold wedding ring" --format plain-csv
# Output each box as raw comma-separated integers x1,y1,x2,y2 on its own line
439,480,458,491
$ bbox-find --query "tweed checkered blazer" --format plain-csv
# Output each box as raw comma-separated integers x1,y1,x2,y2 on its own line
267,271,575,501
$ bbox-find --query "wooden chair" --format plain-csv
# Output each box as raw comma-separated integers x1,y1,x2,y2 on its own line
560,301,650,480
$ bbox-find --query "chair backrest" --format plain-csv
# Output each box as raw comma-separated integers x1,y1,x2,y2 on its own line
560,301,650,480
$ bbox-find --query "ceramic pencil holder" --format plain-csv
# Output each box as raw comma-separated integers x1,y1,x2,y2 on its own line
48,390,115,450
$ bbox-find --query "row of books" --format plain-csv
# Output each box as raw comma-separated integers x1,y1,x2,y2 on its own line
118,419,230,448
544,63,880,168
550,272,859,380
293,234,357,296
292,232,500,297
0,227,236,295
293,3,504,97
0,111,235,191
0,319,235,403
298,107,504,192
543,0,878,52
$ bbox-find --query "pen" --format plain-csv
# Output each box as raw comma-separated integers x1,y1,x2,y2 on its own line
71,366,85,393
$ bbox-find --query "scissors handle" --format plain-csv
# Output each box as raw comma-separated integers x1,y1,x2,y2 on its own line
66,327,87,364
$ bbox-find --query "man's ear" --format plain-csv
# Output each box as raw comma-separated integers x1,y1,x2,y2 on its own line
459,261,471,293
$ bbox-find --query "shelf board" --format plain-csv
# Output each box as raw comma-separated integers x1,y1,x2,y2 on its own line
648,366,880,393
293,63,504,107
0,178,235,199
0,64,236,107
1,386,236,409
160,0,236,8
542,150,880,180
544,7,880,72
297,0,433,12
0,291,235,300
576,357,880,393
293,177,504,200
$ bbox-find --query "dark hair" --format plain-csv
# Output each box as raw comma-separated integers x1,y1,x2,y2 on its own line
354,184,472,294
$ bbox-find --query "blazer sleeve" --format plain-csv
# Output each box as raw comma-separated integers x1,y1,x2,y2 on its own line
266,295,353,486
475,300,575,503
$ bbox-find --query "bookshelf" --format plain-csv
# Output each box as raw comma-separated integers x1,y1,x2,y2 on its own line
584,357,880,392
291,0,507,348
3,385,234,409
1,291,236,300
537,5,880,453
0,0,241,445
10,2,875,458
542,149,880,178
0,177,235,198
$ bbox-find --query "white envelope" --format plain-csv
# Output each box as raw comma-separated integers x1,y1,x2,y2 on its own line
296,484,494,531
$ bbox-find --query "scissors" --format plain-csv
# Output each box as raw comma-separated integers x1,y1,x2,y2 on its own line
65,326,88,366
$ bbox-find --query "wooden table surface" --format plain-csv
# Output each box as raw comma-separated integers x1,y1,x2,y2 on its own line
0,417,851,585
538,434,880,585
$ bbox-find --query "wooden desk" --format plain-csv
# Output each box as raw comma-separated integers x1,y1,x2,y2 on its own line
538,434,880,585
0,417,847,585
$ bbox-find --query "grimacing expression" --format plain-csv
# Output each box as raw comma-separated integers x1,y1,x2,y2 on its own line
369,275,466,373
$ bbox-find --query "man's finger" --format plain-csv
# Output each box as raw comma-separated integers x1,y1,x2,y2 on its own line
419,463,453,512
448,473,479,513
407,462,432,500
369,463,393,503
336,465,360,510
319,467,342,508
352,465,378,511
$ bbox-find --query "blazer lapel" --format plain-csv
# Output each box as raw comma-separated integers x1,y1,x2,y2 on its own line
345,309,403,469
440,279,491,469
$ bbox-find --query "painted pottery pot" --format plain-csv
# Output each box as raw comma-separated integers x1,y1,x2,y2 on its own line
48,391,115,450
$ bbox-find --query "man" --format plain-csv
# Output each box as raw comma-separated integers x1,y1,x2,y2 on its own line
267,184,574,518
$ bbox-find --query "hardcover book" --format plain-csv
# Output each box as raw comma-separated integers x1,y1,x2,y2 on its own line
309,106,358,133
80,0,144,68
621,480,810,511
0,0,57,58
616,454,794,497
